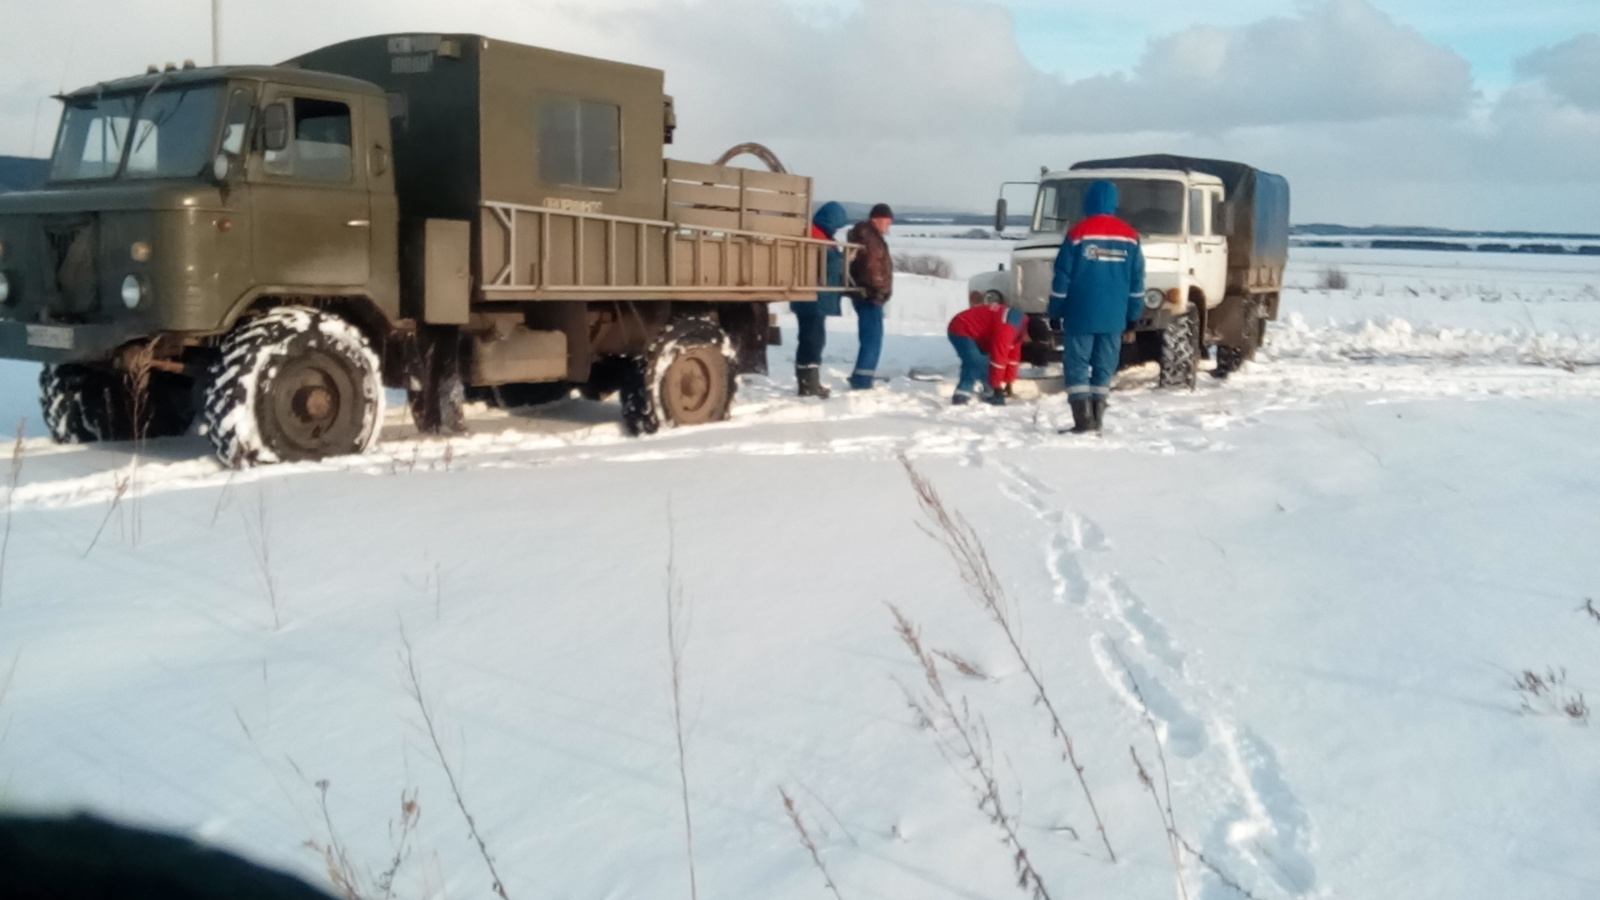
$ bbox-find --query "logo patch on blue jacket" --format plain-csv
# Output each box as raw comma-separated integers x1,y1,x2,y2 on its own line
1084,245,1129,262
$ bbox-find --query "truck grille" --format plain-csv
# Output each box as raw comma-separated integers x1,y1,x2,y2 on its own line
41,214,99,318
1015,257,1054,314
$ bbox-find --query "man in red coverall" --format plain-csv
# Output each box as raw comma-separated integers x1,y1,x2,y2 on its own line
947,300,1028,406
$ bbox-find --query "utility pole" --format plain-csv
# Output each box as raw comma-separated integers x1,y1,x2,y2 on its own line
211,0,221,66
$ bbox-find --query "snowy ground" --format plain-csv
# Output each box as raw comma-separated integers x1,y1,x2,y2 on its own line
1,240,1598,900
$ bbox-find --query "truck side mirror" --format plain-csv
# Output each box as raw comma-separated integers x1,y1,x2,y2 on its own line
260,104,291,153
995,198,1008,233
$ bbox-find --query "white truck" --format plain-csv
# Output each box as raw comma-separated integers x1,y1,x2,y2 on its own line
970,154,1290,385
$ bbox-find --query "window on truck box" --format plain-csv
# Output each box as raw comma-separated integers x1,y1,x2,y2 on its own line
1036,178,1185,238
539,98,621,191
264,98,353,183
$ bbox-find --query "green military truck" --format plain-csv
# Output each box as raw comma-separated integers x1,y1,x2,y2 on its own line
0,34,837,465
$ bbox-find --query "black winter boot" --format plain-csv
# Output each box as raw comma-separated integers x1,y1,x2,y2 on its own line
796,366,830,399
1062,398,1093,434
1091,396,1107,432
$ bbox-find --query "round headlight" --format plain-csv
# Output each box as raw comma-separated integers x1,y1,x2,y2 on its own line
983,289,1004,304
121,274,145,309
1143,288,1165,310
0,272,10,305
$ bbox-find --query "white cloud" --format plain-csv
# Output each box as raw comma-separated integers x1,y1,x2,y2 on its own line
0,0,1595,230
1516,33,1600,112
1020,0,1474,133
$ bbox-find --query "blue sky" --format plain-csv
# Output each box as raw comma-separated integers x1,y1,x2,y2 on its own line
0,0,1596,229
1007,0,1592,90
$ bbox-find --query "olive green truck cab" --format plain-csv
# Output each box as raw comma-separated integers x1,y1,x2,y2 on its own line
0,34,836,465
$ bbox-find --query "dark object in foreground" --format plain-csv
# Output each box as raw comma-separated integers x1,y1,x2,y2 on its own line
0,813,337,900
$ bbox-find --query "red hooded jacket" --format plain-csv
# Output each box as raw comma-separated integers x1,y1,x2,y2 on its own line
949,303,1029,386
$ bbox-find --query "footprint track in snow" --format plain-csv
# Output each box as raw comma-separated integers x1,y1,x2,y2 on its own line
993,459,1320,898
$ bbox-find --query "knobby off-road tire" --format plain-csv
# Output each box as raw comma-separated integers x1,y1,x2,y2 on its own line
621,318,735,436
203,307,384,467
1213,306,1265,380
1157,309,1199,389
40,364,194,443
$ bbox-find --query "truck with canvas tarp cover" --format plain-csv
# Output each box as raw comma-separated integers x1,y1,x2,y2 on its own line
970,154,1289,385
0,34,841,465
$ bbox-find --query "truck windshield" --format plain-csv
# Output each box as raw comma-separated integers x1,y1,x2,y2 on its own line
49,84,224,182
1035,178,1186,238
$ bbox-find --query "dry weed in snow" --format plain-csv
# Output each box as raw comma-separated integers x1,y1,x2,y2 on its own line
665,512,699,900
1513,667,1590,724
899,454,1116,862
0,419,22,607
780,788,845,900
399,628,512,899
891,605,1054,900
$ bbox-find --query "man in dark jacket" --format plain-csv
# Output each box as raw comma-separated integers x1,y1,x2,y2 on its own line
792,201,849,398
846,203,894,389
1047,180,1145,434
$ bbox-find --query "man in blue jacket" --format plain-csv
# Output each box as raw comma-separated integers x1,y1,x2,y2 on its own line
1047,180,1145,434
793,201,850,398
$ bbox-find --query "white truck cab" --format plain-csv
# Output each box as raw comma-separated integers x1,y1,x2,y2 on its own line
972,155,1290,386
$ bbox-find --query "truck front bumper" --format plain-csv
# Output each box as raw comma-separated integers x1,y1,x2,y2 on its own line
0,319,143,364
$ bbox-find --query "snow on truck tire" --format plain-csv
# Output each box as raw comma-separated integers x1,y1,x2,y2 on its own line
202,307,385,467
1157,308,1199,389
622,318,735,436
40,363,194,444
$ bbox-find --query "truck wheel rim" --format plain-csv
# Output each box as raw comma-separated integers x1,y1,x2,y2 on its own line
269,349,360,453
662,349,720,423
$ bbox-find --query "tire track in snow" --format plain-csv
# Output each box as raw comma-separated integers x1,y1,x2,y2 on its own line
993,459,1319,899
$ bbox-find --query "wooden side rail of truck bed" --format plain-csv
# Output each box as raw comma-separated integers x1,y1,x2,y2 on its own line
478,200,853,303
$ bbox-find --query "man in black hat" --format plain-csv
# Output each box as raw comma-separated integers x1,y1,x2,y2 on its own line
845,203,894,389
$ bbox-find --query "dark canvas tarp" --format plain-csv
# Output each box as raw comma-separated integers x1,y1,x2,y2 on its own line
0,157,48,193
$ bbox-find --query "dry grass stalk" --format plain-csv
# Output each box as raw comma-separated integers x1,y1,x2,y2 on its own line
399,627,512,900
780,788,845,900
243,487,281,630
891,604,1054,900
665,513,699,900
0,419,24,607
82,473,132,557
122,344,158,547
1581,599,1600,625
302,780,421,900
211,466,238,527
307,779,363,900
1110,644,1261,900
1514,667,1590,724
1130,749,1265,900
376,789,422,900
795,779,859,847
0,649,20,748
934,648,990,680
898,454,1116,862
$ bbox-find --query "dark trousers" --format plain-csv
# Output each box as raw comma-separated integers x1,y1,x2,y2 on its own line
794,305,826,368
949,334,989,398
1063,333,1120,400
850,298,884,388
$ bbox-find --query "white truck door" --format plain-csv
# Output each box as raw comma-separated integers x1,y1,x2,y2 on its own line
1189,186,1227,308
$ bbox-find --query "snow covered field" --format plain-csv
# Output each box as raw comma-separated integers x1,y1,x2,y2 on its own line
1,241,1598,899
